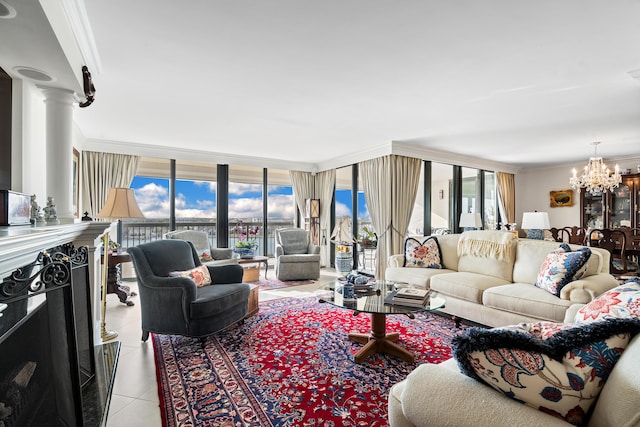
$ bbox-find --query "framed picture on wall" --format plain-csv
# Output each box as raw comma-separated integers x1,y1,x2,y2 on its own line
73,148,79,218
549,189,574,207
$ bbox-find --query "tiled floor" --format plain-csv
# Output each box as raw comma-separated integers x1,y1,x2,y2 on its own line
104,268,339,426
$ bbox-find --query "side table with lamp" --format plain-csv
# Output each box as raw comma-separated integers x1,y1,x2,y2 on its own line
96,187,145,341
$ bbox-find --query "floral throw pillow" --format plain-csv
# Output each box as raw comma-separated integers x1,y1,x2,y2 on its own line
403,237,443,269
168,265,212,287
535,243,591,296
574,281,640,324
196,247,213,262
453,318,640,426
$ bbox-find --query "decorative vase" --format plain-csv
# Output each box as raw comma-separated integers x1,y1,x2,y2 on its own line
234,245,256,259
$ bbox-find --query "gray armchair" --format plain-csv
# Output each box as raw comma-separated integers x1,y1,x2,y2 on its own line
128,239,250,341
275,228,321,281
164,229,237,266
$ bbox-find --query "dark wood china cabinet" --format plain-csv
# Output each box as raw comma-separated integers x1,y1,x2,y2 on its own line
580,173,640,230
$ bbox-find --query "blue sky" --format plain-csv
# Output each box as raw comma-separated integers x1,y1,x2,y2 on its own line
131,176,368,220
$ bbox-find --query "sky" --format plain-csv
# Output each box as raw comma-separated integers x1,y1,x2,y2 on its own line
131,176,368,220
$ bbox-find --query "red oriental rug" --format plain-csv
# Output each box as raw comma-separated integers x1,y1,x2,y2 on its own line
152,297,468,427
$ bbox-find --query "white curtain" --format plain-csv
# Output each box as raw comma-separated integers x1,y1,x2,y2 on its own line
82,151,140,218
496,172,516,225
314,169,336,267
360,155,422,278
289,170,314,219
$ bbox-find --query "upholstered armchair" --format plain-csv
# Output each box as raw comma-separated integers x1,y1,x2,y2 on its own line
128,239,250,341
164,229,237,266
275,228,321,281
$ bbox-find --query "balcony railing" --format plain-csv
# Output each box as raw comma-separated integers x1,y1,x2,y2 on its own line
119,219,296,257
119,218,375,258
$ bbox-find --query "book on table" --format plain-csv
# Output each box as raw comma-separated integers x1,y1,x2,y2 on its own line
384,289,431,308
394,287,430,300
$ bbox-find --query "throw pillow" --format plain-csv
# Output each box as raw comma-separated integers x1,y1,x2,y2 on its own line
403,237,443,269
452,318,640,426
574,281,640,324
535,243,591,297
197,247,213,262
168,265,212,287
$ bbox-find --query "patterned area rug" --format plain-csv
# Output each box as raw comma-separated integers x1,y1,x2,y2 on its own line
152,297,468,427
253,278,315,290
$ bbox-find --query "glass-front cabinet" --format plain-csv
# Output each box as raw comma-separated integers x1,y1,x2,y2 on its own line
580,173,640,229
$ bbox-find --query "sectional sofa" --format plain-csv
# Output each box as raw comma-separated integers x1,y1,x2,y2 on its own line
385,230,619,327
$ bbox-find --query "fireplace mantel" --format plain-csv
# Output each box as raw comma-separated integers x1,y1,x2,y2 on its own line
0,222,111,278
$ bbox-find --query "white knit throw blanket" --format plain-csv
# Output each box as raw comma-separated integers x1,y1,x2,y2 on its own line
457,230,517,262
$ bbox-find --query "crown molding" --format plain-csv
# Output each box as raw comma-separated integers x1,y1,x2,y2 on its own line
83,138,317,172
82,137,526,175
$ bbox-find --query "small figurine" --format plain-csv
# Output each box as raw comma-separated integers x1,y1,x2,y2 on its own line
30,194,45,225
43,196,59,224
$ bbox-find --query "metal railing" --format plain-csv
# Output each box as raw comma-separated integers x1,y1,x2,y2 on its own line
120,219,296,257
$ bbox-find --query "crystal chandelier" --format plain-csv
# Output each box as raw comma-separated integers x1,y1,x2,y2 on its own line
569,142,621,194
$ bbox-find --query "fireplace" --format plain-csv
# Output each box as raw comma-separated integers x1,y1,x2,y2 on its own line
0,242,119,426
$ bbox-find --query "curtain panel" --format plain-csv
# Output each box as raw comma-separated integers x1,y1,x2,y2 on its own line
314,170,336,267
360,155,422,278
289,170,336,267
496,172,516,225
82,151,140,218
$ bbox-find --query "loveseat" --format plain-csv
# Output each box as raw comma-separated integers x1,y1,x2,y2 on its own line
385,230,619,327
388,282,640,427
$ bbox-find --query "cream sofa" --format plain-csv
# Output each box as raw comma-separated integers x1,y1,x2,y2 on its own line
388,330,640,427
385,231,619,327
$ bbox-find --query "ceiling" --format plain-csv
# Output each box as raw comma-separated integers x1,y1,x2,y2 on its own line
2,0,640,170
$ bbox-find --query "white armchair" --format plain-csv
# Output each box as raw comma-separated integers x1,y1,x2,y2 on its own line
275,228,320,281
164,230,237,267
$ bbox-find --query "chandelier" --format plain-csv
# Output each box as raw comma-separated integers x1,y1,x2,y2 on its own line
569,142,621,194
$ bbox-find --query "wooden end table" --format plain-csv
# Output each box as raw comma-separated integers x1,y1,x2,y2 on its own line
102,252,136,306
237,256,269,280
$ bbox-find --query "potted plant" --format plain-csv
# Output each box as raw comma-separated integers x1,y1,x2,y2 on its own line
232,220,260,258
358,226,377,248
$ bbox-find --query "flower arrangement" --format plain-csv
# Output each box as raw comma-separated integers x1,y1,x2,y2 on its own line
232,220,260,252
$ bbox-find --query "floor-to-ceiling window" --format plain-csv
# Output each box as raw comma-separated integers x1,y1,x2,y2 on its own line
461,167,480,217
267,168,295,257
483,171,497,230
229,165,264,256
431,162,454,233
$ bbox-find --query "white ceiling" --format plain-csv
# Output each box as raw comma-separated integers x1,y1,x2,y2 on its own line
3,0,640,170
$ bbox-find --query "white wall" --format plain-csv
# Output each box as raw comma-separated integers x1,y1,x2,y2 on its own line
516,155,640,230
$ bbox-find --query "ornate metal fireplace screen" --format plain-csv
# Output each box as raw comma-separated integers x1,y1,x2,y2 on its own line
0,244,86,302
0,244,92,426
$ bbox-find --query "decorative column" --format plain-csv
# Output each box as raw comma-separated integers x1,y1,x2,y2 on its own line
39,86,75,222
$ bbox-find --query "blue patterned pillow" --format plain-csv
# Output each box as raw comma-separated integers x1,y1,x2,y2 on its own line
403,237,443,269
453,318,640,426
535,243,591,296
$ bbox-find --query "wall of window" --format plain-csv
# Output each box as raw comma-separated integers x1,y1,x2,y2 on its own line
267,168,296,257
431,162,454,233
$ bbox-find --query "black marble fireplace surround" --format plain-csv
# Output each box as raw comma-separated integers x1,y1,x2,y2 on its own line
0,242,119,426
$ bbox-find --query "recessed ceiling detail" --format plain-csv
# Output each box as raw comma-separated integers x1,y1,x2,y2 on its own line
0,1,16,19
13,66,55,82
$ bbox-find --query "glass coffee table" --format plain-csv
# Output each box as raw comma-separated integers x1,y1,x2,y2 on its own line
319,280,445,363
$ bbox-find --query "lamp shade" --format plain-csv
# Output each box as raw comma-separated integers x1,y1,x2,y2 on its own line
97,188,145,219
459,213,482,228
521,212,550,230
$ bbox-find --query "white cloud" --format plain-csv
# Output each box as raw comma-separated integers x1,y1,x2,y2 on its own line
229,182,262,195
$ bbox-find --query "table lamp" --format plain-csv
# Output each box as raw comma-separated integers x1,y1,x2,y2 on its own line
521,212,550,240
96,187,145,341
459,213,482,232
